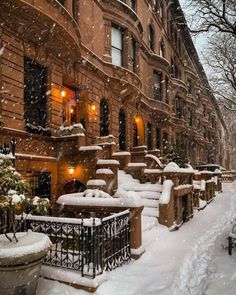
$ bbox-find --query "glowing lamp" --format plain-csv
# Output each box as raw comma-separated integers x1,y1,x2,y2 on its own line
68,166,75,175
91,104,96,111
61,90,66,97
135,117,140,123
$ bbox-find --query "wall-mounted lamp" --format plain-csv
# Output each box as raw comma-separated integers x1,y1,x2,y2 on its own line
91,104,96,111
135,117,140,123
68,166,75,176
61,90,66,97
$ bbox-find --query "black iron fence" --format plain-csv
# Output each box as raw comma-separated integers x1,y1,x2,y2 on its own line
16,210,131,278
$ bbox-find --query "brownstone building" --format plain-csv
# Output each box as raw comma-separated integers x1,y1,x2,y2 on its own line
0,0,230,201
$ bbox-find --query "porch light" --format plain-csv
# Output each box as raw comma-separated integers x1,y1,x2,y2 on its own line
91,104,96,111
61,90,66,97
68,166,75,175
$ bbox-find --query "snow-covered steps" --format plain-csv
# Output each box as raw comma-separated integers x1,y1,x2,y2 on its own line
117,170,161,218
142,198,159,208
142,207,159,218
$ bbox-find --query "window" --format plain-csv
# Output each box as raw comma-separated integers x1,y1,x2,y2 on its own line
72,0,78,19
111,26,123,67
153,71,162,101
131,0,137,11
175,96,182,119
24,57,49,135
165,77,169,104
148,24,155,51
61,85,79,126
147,123,152,150
119,109,126,151
189,110,193,126
131,38,137,72
171,58,174,76
100,99,109,136
163,132,168,151
156,128,162,150
158,3,164,23
57,0,65,5
27,172,51,199
187,79,192,94
160,41,165,58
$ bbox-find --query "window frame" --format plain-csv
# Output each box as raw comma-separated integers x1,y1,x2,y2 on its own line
111,25,124,67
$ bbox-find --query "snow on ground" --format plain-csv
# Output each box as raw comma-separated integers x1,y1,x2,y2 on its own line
38,182,236,295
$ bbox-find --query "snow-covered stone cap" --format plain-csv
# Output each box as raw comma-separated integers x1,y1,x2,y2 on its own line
87,179,106,186
214,168,222,174
164,162,194,174
79,145,103,151
57,189,143,208
0,153,15,160
163,162,180,173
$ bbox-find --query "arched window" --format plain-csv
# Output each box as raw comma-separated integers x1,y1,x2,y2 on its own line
148,24,155,51
119,109,126,151
100,99,109,136
147,123,152,150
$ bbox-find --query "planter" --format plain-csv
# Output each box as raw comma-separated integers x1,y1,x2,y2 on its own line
0,231,51,295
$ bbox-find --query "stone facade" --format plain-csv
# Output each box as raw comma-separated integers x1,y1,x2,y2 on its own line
0,0,230,201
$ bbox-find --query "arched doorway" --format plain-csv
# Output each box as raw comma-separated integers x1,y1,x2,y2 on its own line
100,99,109,136
119,109,126,151
133,114,144,147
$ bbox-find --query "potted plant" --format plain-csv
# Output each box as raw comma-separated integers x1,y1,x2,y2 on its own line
0,153,51,295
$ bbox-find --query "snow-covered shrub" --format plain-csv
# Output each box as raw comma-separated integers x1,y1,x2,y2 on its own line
0,154,50,242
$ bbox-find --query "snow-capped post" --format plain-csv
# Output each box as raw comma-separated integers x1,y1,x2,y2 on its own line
0,153,51,295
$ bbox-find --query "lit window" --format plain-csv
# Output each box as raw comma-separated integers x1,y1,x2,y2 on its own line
111,26,123,67
61,85,79,126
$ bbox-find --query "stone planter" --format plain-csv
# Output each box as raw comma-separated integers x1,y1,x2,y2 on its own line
0,231,51,295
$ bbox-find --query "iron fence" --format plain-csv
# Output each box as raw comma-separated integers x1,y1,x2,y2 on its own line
15,210,131,278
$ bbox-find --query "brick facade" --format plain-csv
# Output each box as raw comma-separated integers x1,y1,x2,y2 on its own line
0,0,231,201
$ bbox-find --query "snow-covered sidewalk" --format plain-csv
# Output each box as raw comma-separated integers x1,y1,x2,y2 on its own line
37,182,236,295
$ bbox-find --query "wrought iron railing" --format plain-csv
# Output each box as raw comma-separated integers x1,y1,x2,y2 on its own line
16,210,131,278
